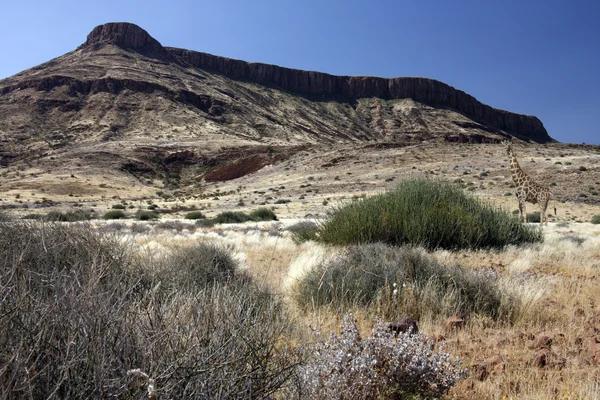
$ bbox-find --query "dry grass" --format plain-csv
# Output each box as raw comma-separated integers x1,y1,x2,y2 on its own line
115,219,599,399
2,140,600,398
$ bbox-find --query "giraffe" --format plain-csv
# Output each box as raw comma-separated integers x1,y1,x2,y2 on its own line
503,140,551,224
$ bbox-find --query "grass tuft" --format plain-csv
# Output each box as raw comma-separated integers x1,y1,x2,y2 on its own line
293,243,518,322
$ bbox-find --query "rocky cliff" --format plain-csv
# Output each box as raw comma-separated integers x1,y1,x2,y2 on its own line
71,22,548,142
167,45,548,143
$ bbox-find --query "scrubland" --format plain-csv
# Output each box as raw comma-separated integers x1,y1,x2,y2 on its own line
2,142,600,399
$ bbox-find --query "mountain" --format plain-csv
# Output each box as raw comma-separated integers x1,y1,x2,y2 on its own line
0,22,552,187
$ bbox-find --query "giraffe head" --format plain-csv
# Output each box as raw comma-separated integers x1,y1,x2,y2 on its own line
502,140,514,155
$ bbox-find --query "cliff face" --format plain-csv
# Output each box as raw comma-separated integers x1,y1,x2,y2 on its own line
166,49,548,142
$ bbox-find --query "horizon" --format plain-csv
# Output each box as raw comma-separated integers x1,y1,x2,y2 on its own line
1,0,598,144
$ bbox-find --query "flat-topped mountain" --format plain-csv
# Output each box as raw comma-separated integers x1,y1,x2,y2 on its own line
0,22,552,189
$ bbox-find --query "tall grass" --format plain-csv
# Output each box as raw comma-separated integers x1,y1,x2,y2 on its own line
316,178,542,250
0,221,297,398
293,243,517,322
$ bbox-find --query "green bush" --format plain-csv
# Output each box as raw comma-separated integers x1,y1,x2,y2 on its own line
214,211,251,224
111,204,126,210
135,210,159,221
184,211,205,220
196,218,216,228
45,211,92,222
293,243,516,322
102,210,127,220
591,215,600,224
249,207,278,221
316,178,542,250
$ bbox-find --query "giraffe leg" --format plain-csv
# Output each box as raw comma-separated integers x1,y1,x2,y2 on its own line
541,208,546,224
518,200,526,223
541,200,549,224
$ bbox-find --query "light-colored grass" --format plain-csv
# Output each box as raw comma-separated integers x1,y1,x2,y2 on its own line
92,219,600,399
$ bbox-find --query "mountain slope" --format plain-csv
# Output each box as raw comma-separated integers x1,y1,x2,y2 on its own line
0,22,552,186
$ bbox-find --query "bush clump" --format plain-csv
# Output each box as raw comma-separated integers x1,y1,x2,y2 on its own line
299,314,465,399
288,221,319,243
135,210,159,221
184,211,205,220
155,243,246,292
198,208,279,227
249,207,278,221
294,243,515,322
0,222,297,398
591,214,600,224
111,204,126,210
316,178,542,250
45,210,92,222
102,210,127,220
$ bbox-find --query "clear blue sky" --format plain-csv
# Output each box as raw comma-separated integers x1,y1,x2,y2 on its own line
1,0,598,144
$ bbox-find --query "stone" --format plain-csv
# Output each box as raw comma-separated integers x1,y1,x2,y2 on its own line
388,316,418,335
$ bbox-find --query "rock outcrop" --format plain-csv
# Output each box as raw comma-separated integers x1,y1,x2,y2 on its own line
79,22,168,59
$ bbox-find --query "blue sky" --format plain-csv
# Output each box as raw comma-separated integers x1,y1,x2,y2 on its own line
1,0,598,144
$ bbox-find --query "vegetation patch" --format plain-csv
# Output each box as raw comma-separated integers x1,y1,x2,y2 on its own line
135,210,159,221
315,178,542,250
293,243,518,322
102,210,127,220
287,221,319,243
0,221,297,398
300,314,465,398
184,211,205,220
197,208,278,227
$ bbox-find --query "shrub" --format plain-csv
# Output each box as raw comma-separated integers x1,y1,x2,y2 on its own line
0,222,298,398
316,178,542,250
288,221,319,243
214,211,251,224
299,314,465,398
249,207,278,221
135,210,159,221
527,211,541,223
22,213,45,220
154,221,191,231
102,210,127,220
155,243,245,292
293,243,515,321
591,215,600,224
184,211,205,220
196,218,216,228
274,199,291,204
111,204,126,209
45,210,92,222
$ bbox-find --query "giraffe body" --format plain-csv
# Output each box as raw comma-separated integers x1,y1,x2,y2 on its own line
504,141,550,223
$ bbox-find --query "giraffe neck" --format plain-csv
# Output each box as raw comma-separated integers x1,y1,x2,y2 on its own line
508,150,526,184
